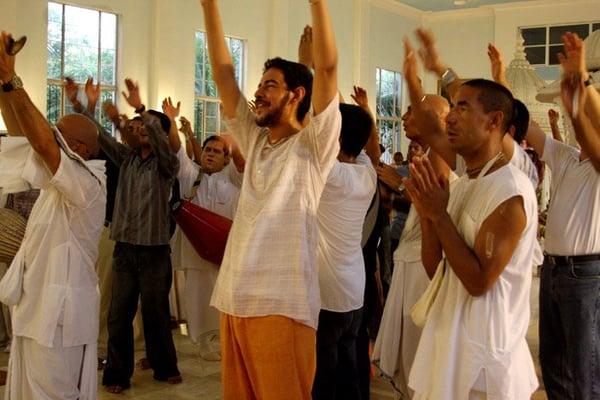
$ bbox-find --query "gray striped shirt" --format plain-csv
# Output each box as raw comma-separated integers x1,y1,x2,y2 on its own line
98,113,179,245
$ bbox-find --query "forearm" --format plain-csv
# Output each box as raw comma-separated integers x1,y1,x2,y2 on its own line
310,0,338,113
142,113,178,177
420,217,442,279
431,211,486,295
5,89,55,152
167,118,182,152
550,123,563,142
365,120,380,166
0,93,24,135
584,85,600,132
573,111,600,171
191,137,202,163
201,0,240,117
184,137,194,159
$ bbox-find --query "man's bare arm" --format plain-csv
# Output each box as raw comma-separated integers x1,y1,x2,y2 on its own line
200,0,241,119
548,109,563,142
351,86,380,166
310,0,338,115
0,32,60,173
162,97,182,153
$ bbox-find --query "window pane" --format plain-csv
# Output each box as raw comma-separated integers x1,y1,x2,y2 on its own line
593,23,600,32
46,84,62,125
194,99,204,141
521,27,546,46
99,90,116,134
377,119,394,156
100,12,117,85
63,5,100,82
47,3,63,80
524,46,546,65
48,2,62,23
195,32,206,97
548,45,565,65
550,24,589,43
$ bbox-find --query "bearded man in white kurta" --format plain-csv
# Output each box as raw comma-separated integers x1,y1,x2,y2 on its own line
404,79,538,399
0,31,106,400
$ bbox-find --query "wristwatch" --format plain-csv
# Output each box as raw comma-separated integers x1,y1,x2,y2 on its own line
1,75,23,92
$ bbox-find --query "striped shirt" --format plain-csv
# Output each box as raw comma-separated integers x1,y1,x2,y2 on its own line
98,113,179,245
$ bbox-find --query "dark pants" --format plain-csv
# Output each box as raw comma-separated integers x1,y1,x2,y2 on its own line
313,308,363,400
539,256,600,400
102,242,180,388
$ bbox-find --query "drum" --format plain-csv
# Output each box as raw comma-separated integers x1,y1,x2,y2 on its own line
173,200,232,266
0,208,26,264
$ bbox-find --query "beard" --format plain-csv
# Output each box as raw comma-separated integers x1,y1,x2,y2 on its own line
255,93,290,127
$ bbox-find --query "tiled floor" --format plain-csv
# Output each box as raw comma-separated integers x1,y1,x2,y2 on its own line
0,277,547,399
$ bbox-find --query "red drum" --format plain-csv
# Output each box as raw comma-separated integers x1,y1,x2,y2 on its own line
173,200,232,266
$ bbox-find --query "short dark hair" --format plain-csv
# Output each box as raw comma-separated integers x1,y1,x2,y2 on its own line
511,99,529,143
462,79,514,133
147,110,171,135
263,57,313,122
202,135,229,156
339,104,373,158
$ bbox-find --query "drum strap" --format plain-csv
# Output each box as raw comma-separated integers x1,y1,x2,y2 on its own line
185,167,205,201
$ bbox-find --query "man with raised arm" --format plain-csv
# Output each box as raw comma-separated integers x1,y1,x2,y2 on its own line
405,78,539,399
525,33,600,399
0,31,106,399
199,1,341,398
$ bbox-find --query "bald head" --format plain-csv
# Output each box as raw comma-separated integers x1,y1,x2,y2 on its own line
402,94,450,142
56,114,100,160
422,94,450,117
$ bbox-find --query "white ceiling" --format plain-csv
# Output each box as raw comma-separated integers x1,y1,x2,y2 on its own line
393,0,540,12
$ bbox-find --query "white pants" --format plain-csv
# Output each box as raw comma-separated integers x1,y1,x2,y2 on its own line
5,326,86,400
184,268,220,355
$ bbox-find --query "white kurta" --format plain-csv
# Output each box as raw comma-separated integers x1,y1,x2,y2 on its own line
409,164,539,399
172,147,240,345
0,134,106,400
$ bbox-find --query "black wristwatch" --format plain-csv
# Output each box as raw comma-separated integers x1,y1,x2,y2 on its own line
1,75,23,92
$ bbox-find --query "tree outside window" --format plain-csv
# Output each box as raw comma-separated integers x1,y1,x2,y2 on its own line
194,31,245,142
47,2,118,134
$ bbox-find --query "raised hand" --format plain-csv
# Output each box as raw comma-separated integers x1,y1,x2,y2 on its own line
121,78,143,110
162,97,181,120
0,31,16,83
560,72,586,118
298,25,314,69
415,28,447,77
403,36,424,105
558,32,586,77
84,77,101,110
487,43,508,88
64,77,80,105
350,86,369,109
179,116,193,136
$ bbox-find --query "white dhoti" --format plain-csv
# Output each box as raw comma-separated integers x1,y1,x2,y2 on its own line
5,326,97,400
373,209,430,397
172,229,220,358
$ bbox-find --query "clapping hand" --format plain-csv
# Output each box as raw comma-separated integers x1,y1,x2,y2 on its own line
403,156,449,221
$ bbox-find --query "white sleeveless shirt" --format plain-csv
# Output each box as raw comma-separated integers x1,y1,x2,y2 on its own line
409,164,539,399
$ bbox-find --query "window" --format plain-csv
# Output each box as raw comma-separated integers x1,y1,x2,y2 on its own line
375,68,403,158
521,22,600,66
47,2,118,134
194,31,245,142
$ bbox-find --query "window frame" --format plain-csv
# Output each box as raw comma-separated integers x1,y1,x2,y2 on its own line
194,30,246,143
46,1,119,134
520,21,600,66
375,67,403,156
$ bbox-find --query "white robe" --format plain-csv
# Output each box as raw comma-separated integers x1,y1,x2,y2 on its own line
0,133,106,399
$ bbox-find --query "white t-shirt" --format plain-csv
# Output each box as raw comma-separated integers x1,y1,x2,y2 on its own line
174,146,240,271
317,152,377,312
409,164,539,399
0,135,106,348
542,135,600,255
210,94,341,329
